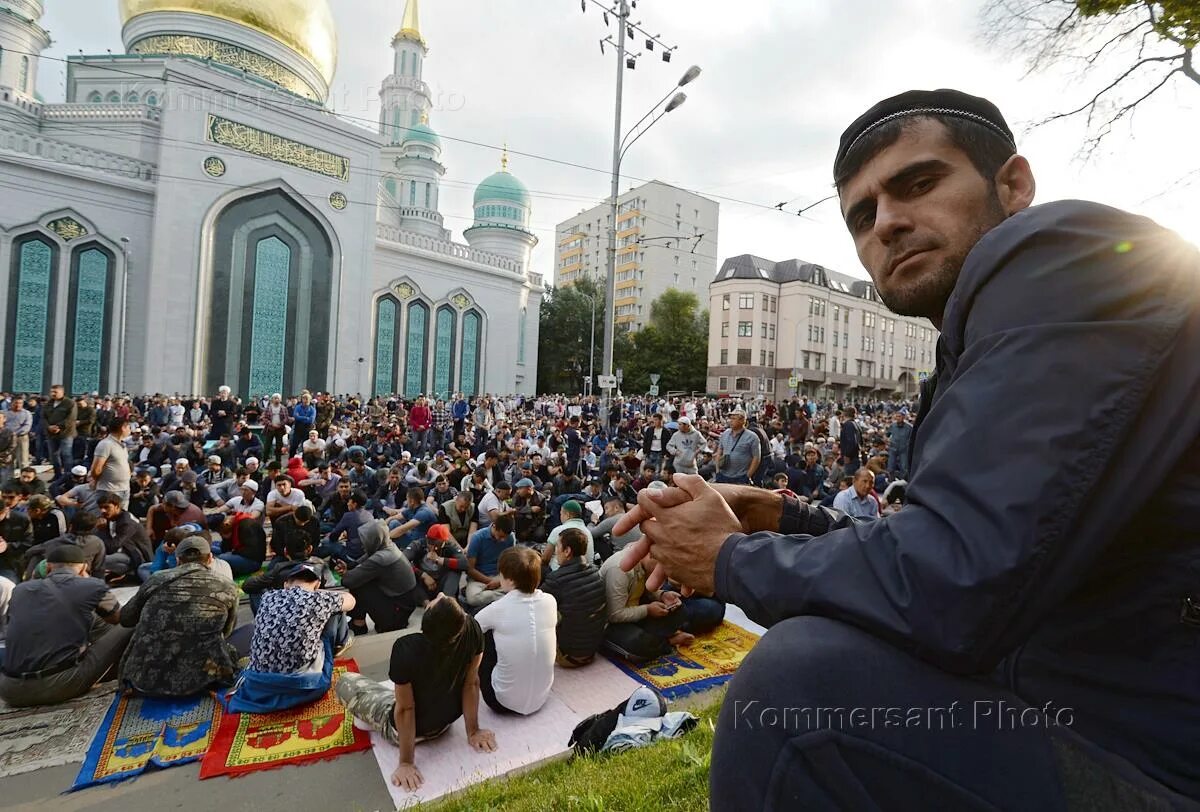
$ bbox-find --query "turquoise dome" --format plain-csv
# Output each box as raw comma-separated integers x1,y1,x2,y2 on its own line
403,121,441,149
474,170,530,208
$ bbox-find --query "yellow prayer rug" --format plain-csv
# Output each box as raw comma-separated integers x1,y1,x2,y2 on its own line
607,620,761,699
199,661,369,778
71,692,218,790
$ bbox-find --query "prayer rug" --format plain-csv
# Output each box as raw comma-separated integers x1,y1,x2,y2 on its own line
199,660,369,778
71,692,219,790
606,620,761,699
0,689,113,777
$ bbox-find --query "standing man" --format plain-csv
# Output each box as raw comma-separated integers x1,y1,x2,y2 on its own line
887,408,913,481
408,396,432,458
838,404,862,475
208,386,238,441
641,413,672,476
43,384,77,488
91,417,132,509
665,416,702,476
4,396,32,472
711,408,759,486
616,90,1200,809
290,391,317,458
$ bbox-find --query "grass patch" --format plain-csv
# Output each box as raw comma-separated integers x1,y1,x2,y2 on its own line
420,692,725,811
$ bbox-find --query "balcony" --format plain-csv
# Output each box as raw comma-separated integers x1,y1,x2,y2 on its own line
376,222,523,275
41,103,162,123
397,207,445,227
0,122,157,182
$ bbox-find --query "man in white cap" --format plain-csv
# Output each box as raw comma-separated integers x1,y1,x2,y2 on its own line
665,416,702,477
219,479,265,520
56,465,99,516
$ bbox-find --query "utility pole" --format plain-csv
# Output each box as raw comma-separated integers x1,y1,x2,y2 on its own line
600,0,628,419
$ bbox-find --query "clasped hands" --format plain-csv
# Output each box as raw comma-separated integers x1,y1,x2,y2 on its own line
612,474,782,595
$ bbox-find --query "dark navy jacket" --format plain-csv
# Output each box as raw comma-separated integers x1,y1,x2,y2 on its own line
715,201,1200,798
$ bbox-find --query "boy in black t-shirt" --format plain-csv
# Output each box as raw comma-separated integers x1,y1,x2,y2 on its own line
336,594,497,792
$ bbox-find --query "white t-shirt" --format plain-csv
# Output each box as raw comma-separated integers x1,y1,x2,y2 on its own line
267,488,306,510
225,496,265,515
477,491,504,526
475,589,557,715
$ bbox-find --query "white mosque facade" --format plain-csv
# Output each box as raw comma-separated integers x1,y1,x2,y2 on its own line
0,0,543,399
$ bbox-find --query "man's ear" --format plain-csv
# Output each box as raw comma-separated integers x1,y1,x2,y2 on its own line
993,154,1036,216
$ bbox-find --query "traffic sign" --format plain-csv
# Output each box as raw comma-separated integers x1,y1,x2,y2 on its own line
788,376,798,388
598,375,618,389
648,385,659,396
917,370,929,383
649,373,661,385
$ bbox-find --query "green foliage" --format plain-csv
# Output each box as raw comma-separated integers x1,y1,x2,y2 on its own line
537,284,709,396
1077,0,1199,45
419,697,723,812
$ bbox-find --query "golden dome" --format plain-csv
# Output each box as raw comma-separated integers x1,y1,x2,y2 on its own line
119,0,337,85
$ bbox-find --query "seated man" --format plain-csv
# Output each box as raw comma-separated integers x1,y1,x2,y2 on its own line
56,465,99,516
589,496,643,562
214,477,264,520
386,487,438,546
475,547,556,716
243,534,335,613
215,512,267,576
147,490,206,544
139,524,234,583
510,479,547,547
225,562,354,714
118,537,239,696
405,523,468,601
541,528,608,667
831,467,881,520
0,490,33,583
540,500,592,571
437,490,477,548
25,509,106,579
464,512,517,608
0,545,131,707
336,594,496,793
321,489,372,563
95,492,153,583
337,520,424,634
599,546,724,663
272,503,322,561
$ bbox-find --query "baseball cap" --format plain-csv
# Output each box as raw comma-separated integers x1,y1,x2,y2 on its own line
494,480,512,492
207,455,222,465
175,536,211,558
427,524,451,542
46,544,87,564
729,407,746,416
239,480,259,492
181,471,198,485
515,477,534,489
71,465,87,477
678,416,692,426
622,686,666,720
164,491,190,509
284,562,321,582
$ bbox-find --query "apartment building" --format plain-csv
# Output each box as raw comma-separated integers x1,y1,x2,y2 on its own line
554,180,719,330
707,254,938,399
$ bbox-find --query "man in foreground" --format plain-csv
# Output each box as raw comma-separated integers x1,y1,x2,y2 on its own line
617,90,1200,808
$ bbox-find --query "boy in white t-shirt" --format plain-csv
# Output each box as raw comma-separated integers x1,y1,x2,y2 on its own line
474,546,556,715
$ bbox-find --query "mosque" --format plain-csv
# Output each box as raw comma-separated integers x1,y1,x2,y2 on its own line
0,0,542,399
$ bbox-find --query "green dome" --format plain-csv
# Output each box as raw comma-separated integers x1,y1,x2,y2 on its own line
474,170,530,208
403,121,441,149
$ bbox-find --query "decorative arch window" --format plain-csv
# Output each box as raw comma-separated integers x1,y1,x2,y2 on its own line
246,236,291,397
66,245,114,394
424,183,431,209
125,91,139,103
432,306,456,398
404,301,428,397
384,177,397,200
5,236,58,392
410,108,419,126
19,56,29,93
409,180,417,207
106,91,120,103
146,93,158,107
400,50,408,76
459,311,482,397
374,296,399,396
87,91,102,103
392,108,401,144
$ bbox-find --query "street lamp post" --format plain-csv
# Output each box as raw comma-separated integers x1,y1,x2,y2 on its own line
588,294,596,398
598,0,700,417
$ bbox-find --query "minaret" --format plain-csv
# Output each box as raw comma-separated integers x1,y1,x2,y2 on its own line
379,0,447,238
464,148,538,271
0,1,51,99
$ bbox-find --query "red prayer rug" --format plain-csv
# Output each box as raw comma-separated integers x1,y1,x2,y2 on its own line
199,660,369,778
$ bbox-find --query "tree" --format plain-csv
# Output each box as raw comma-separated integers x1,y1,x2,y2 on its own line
615,289,709,395
984,0,1198,154
535,277,606,395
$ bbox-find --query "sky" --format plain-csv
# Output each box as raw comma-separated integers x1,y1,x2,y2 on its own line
36,0,1199,284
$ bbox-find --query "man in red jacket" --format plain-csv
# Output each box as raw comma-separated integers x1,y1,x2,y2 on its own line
408,397,432,459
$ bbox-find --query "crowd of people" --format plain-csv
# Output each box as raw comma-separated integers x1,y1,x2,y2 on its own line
0,384,913,789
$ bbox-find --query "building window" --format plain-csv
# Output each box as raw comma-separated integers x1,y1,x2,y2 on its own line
517,308,527,365
737,322,752,337
106,91,120,103
719,349,728,364
760,350,767,366
19,56,29,93
125,92,139,103
737,348,752,365
735,377,751,391
843,332,849,348
425,183,431,209
247,237,291,397
404,301,428,397
409,181,417,207
87,91,102,103
761,322,767,338
768,324,775,340
812,354,822,371
459,310,482,396
762,294,770,310
842,358,848,373
721,323,729,338
739,293,754,309
718,377,728,391
374,296,399,396
722,294,730,311
766,379,775,393
768,351,775,366
146,93,158,106
67,246,113,395
433,306,457,397
400,50,408,76
6,236,57,393
673,273,679,284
